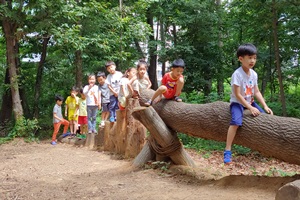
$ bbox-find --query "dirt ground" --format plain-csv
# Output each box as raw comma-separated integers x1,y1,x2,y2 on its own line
1,139,299,200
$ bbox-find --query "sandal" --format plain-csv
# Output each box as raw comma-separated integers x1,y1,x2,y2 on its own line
144,100,152,107
174,96,182,102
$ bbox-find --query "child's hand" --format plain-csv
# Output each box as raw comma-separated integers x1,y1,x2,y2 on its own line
264,106,273,115
249,107,260,117
114,92,118,97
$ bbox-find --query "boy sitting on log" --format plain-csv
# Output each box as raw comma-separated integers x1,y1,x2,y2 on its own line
224,43,273,164
145,58,185,106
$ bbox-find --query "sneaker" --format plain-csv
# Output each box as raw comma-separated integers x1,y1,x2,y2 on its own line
51,141,57,145
62,132,71,138
100,121,105,127
109,116,115,122
144,100,152,107
224,150,232,164
174,96,183,102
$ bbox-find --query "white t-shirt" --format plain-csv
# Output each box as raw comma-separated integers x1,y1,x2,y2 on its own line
83,85,99,106
230,66,258,104
106,71,123,95
118,77,130,98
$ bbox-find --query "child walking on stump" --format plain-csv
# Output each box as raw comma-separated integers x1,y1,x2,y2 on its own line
224,43,273,164
145,58,185,106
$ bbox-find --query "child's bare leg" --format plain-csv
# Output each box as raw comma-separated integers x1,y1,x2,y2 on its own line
151,85,167,102
70,121,74,134
225,125,239,151
103,112,109,121
74,121,78,134
175,77,184,97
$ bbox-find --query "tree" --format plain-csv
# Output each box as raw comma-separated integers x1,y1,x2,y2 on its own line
0,0,24,120
139,89,300,165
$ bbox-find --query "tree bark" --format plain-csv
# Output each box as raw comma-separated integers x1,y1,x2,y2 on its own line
132,106,195,167
276,180,300,200
75,50,83,88
140,89,300,165
34,35,50,119
272,0,287,116
0,68,12,130
146,9,158,90
2,16,24,119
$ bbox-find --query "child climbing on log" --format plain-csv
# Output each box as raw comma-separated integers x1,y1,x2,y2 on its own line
105,61,123,122
97,72,110,127
224,43,273,164
118,67,137,110
144,58,185,106
132,59,152,98
52,95,69,145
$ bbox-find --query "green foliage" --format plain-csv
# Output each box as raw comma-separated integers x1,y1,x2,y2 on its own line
8,117,40,142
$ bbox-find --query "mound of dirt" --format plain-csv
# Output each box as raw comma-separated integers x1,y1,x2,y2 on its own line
0,139,299,200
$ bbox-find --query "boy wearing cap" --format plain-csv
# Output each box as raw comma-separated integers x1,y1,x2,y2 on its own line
145,58,185,106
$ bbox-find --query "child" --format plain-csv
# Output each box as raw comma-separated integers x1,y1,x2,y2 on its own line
65,86,79,136
224,43,273,164
118,67,137,110
76,88,88,138
132,59,152,98
52,95,69,145
83,74,99,133
97,72,110,127
144,58,185,106
105,61,123,122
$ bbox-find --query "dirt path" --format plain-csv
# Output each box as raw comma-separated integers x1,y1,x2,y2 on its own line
0,139,298,200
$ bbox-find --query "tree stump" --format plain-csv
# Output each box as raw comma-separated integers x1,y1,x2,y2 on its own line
132,106,195,167
125,98,146,158
276,180,300,200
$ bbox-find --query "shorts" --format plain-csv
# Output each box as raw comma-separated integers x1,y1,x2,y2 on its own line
68,115,78,121
163,88,176,99
102,103,109,112
230,102,265,126
78,116,88,125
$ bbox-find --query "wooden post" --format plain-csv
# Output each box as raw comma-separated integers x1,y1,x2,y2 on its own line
125,98,146,158
132,106,195,167
276,180,300,200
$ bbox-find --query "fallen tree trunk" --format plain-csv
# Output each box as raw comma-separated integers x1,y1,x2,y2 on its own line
132,106,195,167
139,89,300,165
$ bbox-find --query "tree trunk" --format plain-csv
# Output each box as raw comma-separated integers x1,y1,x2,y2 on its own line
132,106,195,167
0,68,12,136
75,50,83,88
147,10,158,90
276,180,300,200
272,0,287,116
139,89,300,165
2,17,24,119
34,35,50,119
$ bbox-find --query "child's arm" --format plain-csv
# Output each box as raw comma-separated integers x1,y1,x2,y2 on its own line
145,76,152,89
254,85,273,115
108,85,118,97
53,112,63,122
64,105,68,117
98,91,102,110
